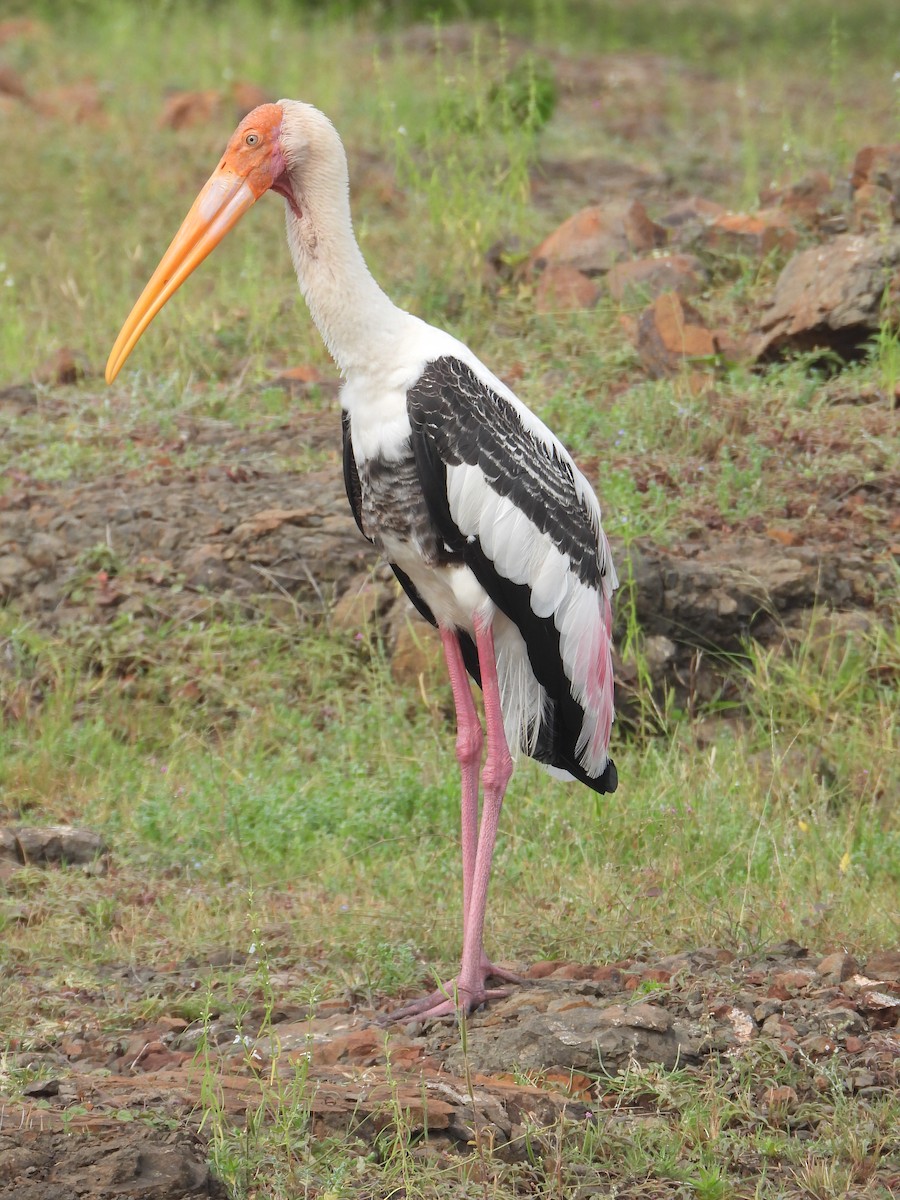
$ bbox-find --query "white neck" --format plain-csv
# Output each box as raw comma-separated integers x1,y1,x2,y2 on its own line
282,152,411,378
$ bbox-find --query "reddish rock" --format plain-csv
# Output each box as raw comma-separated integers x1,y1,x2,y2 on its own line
159,88,223,130
856,989,900,1028
845,1035,865,1053
816,951,860,983
39,79,107,124
529,200,666,276
766,527,801,547
533,264,599,312
526,960,568,980
762,1084,798,1109
755,231,900,361
330,571,389,635
231,81,271,119
636,291,717,377
33,347,86,386
771,969,815,995
852,183,895,231
591,965,625,985
0,17,46,44
389,608,445,690
549,963,594,981
606,253,704,303
703,208,798,257
759,172,836,228
864,951,900,981
851,144,900,211
800,1034,839,1059
640,967,675,985
658,195,726,240
275,364,326,385
0,64,30,102
316,1028,382,1067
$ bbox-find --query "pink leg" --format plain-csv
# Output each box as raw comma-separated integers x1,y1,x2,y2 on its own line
439,626,482,938
387,616,520,1022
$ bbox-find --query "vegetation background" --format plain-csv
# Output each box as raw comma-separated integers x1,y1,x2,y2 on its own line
0,0,898,1196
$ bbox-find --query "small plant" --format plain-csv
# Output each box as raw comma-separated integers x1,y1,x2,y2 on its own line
869,317,900,401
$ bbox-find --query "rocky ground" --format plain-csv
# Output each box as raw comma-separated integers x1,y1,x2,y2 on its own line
2,928,899,1198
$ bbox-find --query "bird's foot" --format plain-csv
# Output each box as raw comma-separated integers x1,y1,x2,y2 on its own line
382,957,524,1024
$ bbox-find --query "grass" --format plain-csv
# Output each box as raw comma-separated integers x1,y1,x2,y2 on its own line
1,0,899,1196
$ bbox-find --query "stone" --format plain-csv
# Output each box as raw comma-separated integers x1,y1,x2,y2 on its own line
658,195,726,240
159,88,222,130
755,231,900,361
606,252,705,303
635,291,717,377
389,608,445,690
6,825,108,867
762,1084,798,1109
852,183,895,232
799,1034,839,1059
864,951,900,981
25,532,66,568
0,554,31,585
850,144,900,221
525,961,568,980
442,997,706,1076
0,18,47,46
549,963,594,980
770,969,816,995
702,208,798,257
329,571,391,636
231,81,271,120
529,200,667,276
816,952,860,984
759,172,836,228
33,346,86,385
533,264,599,312
0,64,30,102
38,79,107,125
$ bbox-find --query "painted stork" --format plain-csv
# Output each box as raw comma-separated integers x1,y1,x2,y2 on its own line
106,101,618,1021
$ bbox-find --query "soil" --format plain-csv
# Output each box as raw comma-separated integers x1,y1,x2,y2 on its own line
1,381,895,726
3,946,898,1196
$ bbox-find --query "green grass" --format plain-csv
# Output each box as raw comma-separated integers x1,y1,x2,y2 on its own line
1,609,896,982
1,2,899,1196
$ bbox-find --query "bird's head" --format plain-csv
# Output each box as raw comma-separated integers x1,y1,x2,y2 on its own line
106,101,312,384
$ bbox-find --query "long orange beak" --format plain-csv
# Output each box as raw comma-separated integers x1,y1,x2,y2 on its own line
105,168,258,383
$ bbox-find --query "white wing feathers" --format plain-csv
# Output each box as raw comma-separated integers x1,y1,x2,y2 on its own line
445,457,615,777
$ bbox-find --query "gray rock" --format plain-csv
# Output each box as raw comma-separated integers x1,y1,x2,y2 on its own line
441,997,714,1075
755,232,900,360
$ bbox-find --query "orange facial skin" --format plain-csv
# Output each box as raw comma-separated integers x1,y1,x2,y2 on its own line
106,103,288,384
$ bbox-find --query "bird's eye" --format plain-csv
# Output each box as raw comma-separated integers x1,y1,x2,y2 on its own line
245,132,259,146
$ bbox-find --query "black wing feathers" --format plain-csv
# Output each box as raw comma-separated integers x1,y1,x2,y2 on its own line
341,411,368,540
407,357,604,589
407,357,616,795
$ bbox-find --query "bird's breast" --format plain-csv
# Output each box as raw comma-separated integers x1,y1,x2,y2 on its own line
358,441,452,569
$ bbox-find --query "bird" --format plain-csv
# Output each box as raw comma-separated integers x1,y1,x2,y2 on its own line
106,100,618,1021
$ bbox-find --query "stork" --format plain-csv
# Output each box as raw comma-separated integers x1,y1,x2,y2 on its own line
106,101,618,1021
